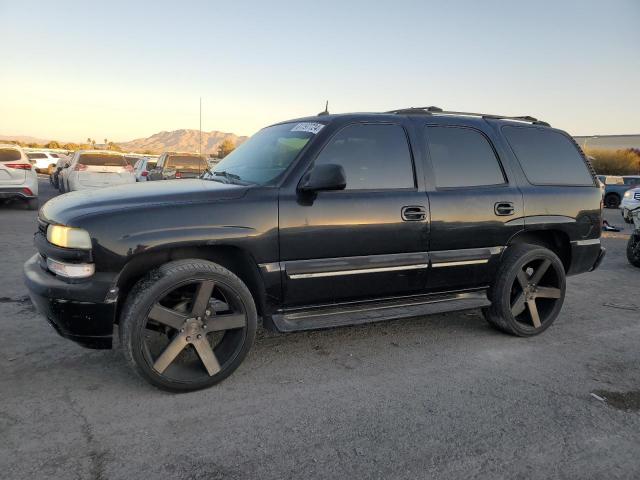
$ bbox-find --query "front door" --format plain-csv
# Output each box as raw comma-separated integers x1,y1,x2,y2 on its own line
279,122,430,308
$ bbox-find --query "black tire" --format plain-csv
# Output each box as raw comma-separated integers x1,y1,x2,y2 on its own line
483,244,566,337
26,198,39,210
119,259,257,392
627,234,640,268
604,193,620,209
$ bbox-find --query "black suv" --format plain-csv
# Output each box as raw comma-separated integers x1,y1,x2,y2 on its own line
25,107,605,392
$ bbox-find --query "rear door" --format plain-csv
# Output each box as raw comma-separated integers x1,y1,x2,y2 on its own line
422,124,524,291
0,148,28,185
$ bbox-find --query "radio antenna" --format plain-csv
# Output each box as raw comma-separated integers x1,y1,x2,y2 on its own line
318,100,329,116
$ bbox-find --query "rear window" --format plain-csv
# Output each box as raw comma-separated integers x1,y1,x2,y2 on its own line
78,154,129,166
27,153,47,159
0,148,22,162
503,127,593,186
166,155,205,172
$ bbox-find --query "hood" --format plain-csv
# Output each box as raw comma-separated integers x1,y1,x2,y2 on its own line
41,179,249,225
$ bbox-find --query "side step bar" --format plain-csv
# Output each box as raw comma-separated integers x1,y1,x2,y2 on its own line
271,290,491,332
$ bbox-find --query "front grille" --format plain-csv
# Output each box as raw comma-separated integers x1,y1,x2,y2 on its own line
634,192,640,201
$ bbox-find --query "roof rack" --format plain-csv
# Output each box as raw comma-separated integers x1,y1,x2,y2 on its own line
387,106,550,127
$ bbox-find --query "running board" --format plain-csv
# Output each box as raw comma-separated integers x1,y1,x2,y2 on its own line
271,290,491,332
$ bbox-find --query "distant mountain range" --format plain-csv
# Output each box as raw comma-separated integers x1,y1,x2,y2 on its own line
118,129,248,154
3,131,639,154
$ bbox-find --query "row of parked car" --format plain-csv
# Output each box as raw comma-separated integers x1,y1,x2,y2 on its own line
597,174,640,223
0,143,216,209
49,150,214,193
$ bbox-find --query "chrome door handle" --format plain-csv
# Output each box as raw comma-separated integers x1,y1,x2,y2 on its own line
494,202,515,216
401,206,427,221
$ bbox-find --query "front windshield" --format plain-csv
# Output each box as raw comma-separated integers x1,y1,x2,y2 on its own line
209,122,322,185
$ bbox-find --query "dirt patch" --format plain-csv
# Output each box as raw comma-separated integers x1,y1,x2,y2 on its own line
593,390,640,411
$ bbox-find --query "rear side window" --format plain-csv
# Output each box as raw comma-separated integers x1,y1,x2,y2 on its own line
314,123,414,190
50,153,59,158
0,148,22,162
502,127,593,186
425,126,505,188
27,153,47,159
78,154,129,166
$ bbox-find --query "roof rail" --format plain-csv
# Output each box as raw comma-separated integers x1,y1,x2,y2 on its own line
387,106,550,127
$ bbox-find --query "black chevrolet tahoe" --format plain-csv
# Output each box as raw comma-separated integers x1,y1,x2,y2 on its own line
24,107,605,392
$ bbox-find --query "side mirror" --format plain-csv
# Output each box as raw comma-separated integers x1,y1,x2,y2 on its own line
299,164,346,193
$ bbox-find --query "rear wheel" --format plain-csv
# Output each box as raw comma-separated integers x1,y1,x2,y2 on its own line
120,259,257,392
604,193,620,209
483,244,566,336
627,234,640,268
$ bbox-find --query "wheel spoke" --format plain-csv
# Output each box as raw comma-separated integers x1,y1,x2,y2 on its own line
204,313,246,332
511,293,526,316
153,334,188,373
148,304,188,330
191,280,215,317
516,269,529,289
192,336,221,376
530,259,551,286
534,286,561,299
527,299,542,328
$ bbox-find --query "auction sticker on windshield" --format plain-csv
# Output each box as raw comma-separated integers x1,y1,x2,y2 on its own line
291,122,325,134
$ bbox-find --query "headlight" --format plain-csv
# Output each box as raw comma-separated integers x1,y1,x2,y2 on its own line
624,190,632,198
46,225,92,249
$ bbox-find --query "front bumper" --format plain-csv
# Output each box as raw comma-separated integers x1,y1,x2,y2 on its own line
23,254,117,349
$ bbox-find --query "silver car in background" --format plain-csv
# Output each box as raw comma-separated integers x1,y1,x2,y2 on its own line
0,143,39,209
59,150,136,192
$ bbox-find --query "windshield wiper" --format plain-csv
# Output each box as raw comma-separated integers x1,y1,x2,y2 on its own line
210,170,256,186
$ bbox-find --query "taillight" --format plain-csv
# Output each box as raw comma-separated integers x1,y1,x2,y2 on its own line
141,171,148,176
22,187,34,196
74,163,87,171
5,163,32,170
175,172,182,179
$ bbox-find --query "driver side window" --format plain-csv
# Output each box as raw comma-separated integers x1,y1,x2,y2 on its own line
314,124,415,190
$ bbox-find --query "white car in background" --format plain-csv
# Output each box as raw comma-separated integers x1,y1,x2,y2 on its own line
26,151,61,174
621,187,640,223
132,157,157,181
0,144,39,210
60,150,136,192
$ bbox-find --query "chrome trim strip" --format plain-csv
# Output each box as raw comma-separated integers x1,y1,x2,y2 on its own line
288,263,429,279
432,259,489,268
572,239,601,246
259,262,282,273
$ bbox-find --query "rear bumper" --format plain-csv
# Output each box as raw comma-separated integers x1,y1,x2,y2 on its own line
0,187,36,199
567,239,605,275
23,254,117,349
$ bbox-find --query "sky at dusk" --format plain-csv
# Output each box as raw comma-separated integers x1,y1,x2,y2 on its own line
1,0,638,142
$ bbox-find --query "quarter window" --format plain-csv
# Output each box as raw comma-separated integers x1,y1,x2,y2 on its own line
502,126,593,186
314,124,415,190
426,126,505,188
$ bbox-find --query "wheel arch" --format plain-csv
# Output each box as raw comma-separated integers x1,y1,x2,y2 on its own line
506,229,571,272
114,245,268,322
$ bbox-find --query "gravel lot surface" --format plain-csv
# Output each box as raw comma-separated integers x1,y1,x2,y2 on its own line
1,177,639,479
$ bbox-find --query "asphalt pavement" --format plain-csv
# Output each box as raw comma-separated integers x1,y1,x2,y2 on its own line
1,177,639,479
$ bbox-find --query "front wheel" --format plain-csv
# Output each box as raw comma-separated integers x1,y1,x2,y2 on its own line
483,244,566,337
120,259,257,392
627,234,640,268
604,194,620,209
